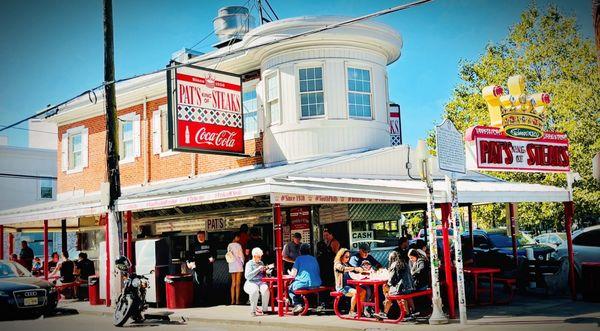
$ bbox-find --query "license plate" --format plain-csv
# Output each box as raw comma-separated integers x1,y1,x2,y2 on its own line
24,297,39,306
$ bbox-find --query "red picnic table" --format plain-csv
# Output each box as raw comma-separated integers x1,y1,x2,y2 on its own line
463,266,501,305
262,275,295,314
347,278,387,321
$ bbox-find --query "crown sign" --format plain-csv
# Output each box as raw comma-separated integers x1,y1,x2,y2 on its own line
205,74,215,89
482,75,551,140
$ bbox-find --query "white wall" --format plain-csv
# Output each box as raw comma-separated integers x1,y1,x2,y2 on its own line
261,46,391,164
29,119,57,150
0,146,56,211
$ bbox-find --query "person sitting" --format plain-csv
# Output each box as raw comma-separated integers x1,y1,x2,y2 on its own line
349,243,382,270
289,243,322,315
375,251,416,320
48,252,60,272
243,247,270,316
31,257,43,276
75,252,95,281
409,249,431,290
9,253,19,262
49,251,77,298
333,248,365,317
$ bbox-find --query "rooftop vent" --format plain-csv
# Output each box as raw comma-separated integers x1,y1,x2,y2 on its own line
213,6,255,48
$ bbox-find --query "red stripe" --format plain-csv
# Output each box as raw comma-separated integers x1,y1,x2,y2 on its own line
389,113,399,118
177,73,241,92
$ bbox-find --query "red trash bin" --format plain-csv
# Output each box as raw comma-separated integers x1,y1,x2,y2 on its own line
165,274,194,309
88,275,104,305
582,262,600,302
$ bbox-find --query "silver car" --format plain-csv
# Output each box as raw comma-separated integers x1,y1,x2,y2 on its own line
534,232,566,248
554,225,600,279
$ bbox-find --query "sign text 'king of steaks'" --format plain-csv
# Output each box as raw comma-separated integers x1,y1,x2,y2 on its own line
465,126,570,173
167,64,244,155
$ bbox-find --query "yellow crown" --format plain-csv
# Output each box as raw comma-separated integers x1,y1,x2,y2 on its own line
482,75,550,140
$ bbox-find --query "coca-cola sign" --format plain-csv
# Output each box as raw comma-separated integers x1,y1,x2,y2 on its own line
167,64,244,155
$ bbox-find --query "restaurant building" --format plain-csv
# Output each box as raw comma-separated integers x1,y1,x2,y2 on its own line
0,12,570,308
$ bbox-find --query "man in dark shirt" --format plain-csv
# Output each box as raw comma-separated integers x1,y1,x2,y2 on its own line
187,230,216,306
19,241,34,271
75,252,95,281
349,243,382,270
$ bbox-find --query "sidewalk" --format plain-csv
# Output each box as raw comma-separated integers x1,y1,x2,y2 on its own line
59,295,600,331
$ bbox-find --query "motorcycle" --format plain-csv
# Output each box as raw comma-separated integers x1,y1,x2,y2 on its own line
113,256,150,327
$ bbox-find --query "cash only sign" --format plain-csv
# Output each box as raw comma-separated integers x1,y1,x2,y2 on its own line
167,63,244,155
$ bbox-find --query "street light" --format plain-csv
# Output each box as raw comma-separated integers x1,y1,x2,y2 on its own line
415,139,448,325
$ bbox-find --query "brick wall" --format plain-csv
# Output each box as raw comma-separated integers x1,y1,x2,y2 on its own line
57,96,263,195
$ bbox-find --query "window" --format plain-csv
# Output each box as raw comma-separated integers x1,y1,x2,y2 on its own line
61,126,88,173
573,229,600,247
69,133,82,170
120,119,134,161
299,67,324,118
347,67,372,118
266,74,280,125
243,88,258,138
153,106,178,156
39,179,53,199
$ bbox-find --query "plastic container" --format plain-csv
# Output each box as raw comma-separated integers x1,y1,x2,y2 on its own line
165,274,194,309
88,275,104,305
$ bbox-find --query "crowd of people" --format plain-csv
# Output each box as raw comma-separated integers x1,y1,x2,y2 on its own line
9,240,96,296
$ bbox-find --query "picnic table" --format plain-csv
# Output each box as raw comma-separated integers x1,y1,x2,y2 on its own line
463,266,501,305
347,278,387,320
262,275,295,313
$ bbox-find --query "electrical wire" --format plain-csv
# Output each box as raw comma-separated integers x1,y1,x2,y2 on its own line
0,173,57,180
189,0,253,51
0,0,432,131
0,125,57,135
264,0,279,20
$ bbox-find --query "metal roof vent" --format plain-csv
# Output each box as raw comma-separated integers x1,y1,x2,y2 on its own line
213,6,255,48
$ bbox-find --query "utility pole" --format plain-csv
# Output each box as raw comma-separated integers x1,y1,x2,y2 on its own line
103,0,123,306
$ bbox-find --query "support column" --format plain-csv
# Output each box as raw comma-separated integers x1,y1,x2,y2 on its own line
508,203,519,270
0,225,4,260
273,204,284,317
441,203,456,319
61,219,67,255
467,204,474,248
43,220,49,280
564,201,576,300
8,232,14,256
126,210,133,271
104,213,111,307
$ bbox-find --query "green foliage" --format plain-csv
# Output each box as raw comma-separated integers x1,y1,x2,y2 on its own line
433,5,600,231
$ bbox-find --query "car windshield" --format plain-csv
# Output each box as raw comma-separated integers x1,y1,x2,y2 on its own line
488,233,534,247
0,261,32,278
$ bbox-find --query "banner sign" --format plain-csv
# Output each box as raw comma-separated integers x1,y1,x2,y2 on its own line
465,126,570,173
389,104,402,146
289,207,311,242
167,64,244,155
350,231,374,250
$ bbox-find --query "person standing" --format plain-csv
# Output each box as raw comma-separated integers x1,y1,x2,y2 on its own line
238,224,249,257
323,228,340,254
282,232,302,272
187,230,217,306
19,240,34,271
227,232,245,305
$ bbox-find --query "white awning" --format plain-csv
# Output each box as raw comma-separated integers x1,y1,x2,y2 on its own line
0,194,105,225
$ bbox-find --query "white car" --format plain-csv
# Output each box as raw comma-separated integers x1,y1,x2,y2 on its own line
554,225,600,278
534,232,566,248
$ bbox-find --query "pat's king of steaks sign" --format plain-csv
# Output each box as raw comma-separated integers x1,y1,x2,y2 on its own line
466,75,570,173
167,64,244,155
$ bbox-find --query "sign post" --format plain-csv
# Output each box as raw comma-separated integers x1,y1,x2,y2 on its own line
436,119,468,324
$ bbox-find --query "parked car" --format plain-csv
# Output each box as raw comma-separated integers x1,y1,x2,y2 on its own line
553,225,600,279
0,260,58,319
461,229,556,279
534,232,566,248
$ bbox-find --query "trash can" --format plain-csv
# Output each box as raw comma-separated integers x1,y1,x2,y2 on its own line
88,275,103,305
165,274,194,309
582,262,600,302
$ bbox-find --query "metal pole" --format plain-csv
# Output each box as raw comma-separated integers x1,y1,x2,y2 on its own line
43,220,49,280
8,232,14,256
104,213,111,306
440,202,455,319
564,201,576,300
126,210,133,271
422,209,428,243
423,159,448,325
274,204,284,317
61,219,67,255
467,204,474,248
448,175,467,324
508,203,519,270
0,225,4,260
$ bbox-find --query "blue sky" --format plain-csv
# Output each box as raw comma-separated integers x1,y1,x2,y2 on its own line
0,0,594,148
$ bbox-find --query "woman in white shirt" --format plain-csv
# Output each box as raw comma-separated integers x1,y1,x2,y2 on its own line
227,232,245,305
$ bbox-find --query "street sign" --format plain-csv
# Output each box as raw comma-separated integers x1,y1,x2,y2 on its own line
436,119,466,174
167,63,244,156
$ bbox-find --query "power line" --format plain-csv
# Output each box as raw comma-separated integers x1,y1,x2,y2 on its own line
264,0,279,20
188,0,253,51
0,125,57,135
0,0,432,132
0,173,57,180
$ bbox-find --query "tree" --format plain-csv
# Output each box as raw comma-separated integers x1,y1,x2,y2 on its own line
433,5,600,231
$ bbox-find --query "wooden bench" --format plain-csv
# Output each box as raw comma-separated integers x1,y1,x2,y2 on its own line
292,286,333,315
387,289,433,322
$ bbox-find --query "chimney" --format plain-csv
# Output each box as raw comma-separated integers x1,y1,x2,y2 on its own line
212,6,255,49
